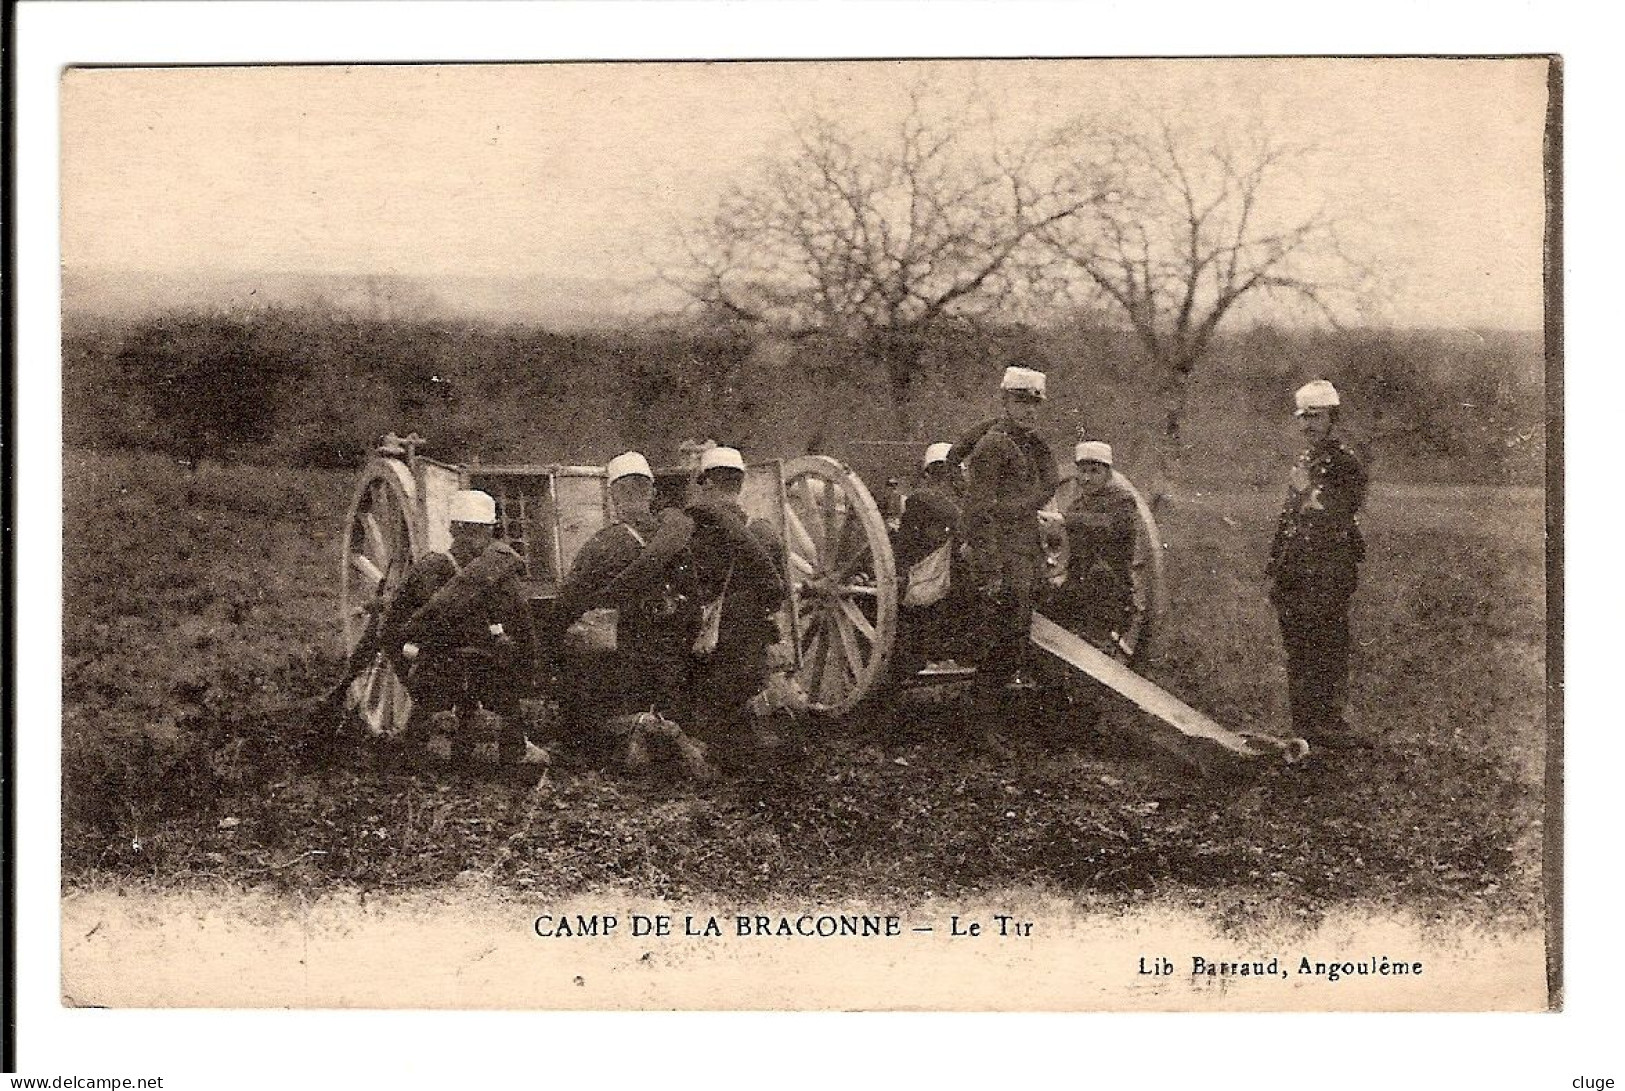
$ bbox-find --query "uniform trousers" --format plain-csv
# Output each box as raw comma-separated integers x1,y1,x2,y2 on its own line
404,647,529,761
1274,578,1352,741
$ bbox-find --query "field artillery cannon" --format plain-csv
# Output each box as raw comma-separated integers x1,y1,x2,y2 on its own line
339,433,1306,767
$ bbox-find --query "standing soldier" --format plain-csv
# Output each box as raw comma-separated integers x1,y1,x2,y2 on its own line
1052,441,1139,658
549,452,700,750
383,489,541,771
946,366,1060,691
1268,379,1370,750
685,446,787,760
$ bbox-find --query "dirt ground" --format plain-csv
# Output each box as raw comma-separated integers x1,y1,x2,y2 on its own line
60,451,1550,1010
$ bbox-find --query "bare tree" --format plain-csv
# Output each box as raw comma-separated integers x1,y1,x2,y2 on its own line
1042,117,1375,483
662,92,1108,429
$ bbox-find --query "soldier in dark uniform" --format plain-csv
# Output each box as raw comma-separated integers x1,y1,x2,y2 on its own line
1267,379,1370,750
384,489,540,769
548,452,700,751
1051,441,1139,656
684,446,787,758
945,366,1059,690
893,441,966,676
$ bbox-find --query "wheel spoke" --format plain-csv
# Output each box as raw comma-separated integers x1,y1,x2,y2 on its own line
362,512,389,566
784,504,821,567
796,477,829,555
785,549,817,580
795,601,822,645
823,484,847,558
351,552,383,586
838,584,880,597
832,530,873,582
804,615,832,703
832,610,866,681
817,612,845,702
834,597,876,644
802,481,832,556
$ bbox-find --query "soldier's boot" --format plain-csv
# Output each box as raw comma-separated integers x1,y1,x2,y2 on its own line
381,706,435,772
497,725,527,766
448,703,480,771
493,700,529,765
624,729,651,772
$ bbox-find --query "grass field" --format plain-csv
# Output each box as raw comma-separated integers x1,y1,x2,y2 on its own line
61,448,1547,928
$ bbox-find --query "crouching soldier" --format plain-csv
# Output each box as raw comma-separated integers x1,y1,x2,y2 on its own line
685,446,787,762
1050,441,1138,658
946,365,1059,691
893,441,966,677
548,452,704,769
384,488,540,771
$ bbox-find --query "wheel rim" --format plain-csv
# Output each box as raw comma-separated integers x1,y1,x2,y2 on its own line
780,455,897,714
339,459,421,736
1114,470,1167,659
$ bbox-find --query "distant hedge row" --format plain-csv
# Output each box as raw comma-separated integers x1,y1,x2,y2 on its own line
63,304,1545,485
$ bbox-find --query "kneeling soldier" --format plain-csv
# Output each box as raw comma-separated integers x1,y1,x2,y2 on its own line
385,489,539,770
1053,441,1138,658
685,446,787,759
549,451,701,757
894,441,966,676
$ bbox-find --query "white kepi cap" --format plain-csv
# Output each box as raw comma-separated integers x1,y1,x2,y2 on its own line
1074,441,1114,466
697,446,747,474
1294,379,1341,416
606,451,654,484
921,442,953,469
1000,366,1047,400
449,489,498,525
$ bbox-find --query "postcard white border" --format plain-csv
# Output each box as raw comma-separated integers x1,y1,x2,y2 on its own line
15,2,1620,1088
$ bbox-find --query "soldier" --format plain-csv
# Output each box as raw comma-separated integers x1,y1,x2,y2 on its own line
1268,379,1370,750
549,452,700,748
894,441,965,675
945,366,1060,690
384,488,540,771
1051,441,1139,657
685,446,787,757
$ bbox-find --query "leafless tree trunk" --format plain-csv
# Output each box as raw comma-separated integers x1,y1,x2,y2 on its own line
1043,117,1374,499
659,89,1110,436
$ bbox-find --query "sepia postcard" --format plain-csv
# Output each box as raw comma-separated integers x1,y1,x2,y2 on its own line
52,53,1556,1026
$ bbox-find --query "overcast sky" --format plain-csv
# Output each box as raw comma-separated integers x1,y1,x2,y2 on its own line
61,58,1549,328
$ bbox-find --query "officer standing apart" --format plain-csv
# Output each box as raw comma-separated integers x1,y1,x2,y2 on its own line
384,488,540,771
1053,441,1139,658
549,452,700,744
685,447,787,758
946,366,1060,690
1268,379,1369,750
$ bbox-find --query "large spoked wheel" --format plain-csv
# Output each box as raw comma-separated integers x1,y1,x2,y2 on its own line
339,458,422,737
780,455,898,715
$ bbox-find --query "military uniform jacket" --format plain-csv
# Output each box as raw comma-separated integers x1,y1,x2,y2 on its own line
895,483,963,571
947,418,1059,557
1063,479,1137,589
1269,436,1368,607
555,512,700,655
385,540,538,663
686,497,786,648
